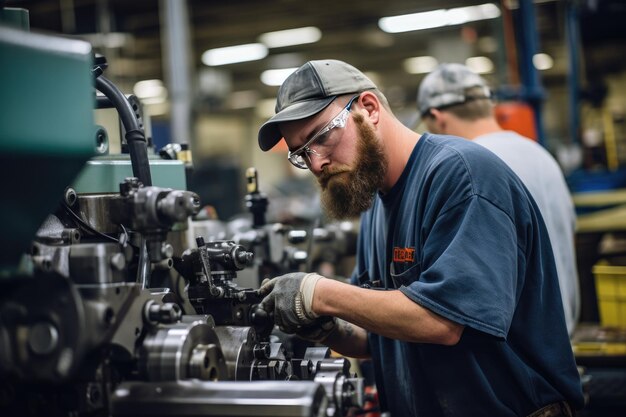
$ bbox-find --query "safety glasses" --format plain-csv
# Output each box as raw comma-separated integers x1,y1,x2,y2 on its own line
287,95,359,169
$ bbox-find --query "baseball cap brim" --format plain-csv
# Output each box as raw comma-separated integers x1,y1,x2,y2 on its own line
258,96,337,151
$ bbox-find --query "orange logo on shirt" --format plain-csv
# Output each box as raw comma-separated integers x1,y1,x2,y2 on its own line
393,247,415,263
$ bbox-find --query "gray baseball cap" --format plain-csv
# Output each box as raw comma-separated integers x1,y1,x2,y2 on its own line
258,59,377,151
417,63,491,116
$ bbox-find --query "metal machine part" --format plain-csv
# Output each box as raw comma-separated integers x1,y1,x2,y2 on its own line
230,168,358,286
117,177,201,262
232,167,310,283
305,348,364,417
213,326,259,381
110,380,328,417
212,326,293,382
245,167,269,228
70,242,127,284
140,319,227,381
0,273,86,381
180,239,275,336
72,193,125,235
2,202,363,417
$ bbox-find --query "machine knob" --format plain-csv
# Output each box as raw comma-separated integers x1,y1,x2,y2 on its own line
28,322,59,356
145,301,182,325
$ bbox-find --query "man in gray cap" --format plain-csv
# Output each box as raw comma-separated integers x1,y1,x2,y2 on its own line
417,63,580,336
257,59,583,416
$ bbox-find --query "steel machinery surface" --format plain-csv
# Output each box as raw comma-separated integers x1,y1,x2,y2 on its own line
0,13,363,417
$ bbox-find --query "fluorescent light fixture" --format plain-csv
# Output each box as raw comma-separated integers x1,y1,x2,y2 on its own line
533,53,553,70
378,3,501,33
259,26,321,48
202,43,268,66
404,56,439,74
133,79,167,104
465,56,494,74
261,67,298,86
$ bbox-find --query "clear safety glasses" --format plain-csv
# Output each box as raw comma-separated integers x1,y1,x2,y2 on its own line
287,95,359,169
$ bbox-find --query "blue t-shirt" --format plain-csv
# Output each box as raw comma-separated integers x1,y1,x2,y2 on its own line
352,134,584,416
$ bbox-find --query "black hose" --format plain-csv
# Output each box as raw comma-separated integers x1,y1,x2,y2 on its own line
95,75,152,186
126,133,153,189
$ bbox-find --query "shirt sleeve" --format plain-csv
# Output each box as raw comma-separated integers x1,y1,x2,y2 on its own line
399,194,520,339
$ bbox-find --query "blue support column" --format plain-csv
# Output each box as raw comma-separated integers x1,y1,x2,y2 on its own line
565,1,581,146
517,0,547,147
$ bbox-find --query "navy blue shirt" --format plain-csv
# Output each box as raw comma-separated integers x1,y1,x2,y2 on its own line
352,134,583,416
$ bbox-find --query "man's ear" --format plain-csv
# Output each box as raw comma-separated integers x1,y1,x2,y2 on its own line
428,108,447,133
429,108,444,122
357,91,380,124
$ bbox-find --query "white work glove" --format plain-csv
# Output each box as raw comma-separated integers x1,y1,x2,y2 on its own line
258,272,324,333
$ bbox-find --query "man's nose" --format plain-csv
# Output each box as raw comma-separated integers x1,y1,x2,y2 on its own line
307,153,330,175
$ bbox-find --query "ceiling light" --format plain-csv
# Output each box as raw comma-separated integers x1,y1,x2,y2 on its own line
378,3,501,33
465,56,494,74
533,53,553,70
258,26,321,48
261,68,298,86
404,56,439,74
202,43,268,66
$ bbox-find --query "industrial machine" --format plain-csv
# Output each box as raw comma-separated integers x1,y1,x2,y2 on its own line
0,18,363,417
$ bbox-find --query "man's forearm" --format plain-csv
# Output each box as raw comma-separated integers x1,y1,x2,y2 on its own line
312,278,463,345
323,319,370,358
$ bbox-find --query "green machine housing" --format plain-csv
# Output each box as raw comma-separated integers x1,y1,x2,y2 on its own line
0,13,186,271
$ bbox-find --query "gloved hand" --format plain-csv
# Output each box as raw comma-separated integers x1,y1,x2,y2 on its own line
258,272,324,333
296,316,338,343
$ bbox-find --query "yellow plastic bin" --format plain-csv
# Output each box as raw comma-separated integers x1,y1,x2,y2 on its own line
593,261,626,328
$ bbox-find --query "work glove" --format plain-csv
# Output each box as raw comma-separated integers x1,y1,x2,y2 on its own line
296,315,338,343
258,272,324,333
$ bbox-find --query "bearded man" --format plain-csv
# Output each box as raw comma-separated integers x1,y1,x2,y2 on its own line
256,59,583,417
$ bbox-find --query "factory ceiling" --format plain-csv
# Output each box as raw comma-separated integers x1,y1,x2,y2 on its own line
6,0,626,114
